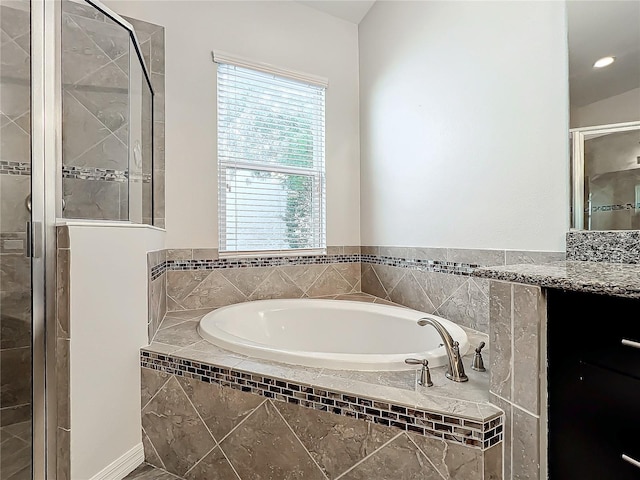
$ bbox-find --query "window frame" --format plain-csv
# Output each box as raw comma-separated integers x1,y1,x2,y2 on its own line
215,56,327,256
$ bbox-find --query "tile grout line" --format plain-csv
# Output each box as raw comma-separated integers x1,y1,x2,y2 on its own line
510,283,515,480
333,431,405,480
141,425,168,472
181,444,216,478
215,398,268,446
406,433,448,480
270,399,330,480
370,263,390,299
216,445,243,480
296,263,330,296
141,374,173,412
173,375,219,445
410,269,438,314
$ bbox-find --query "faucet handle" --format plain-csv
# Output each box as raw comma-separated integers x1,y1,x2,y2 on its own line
471,342,487,372
405,358,433,387
405,358,428,367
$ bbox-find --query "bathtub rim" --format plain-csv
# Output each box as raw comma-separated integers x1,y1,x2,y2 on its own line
197,298,470,372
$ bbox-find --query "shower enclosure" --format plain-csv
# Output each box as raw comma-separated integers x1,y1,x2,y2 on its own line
571,122,640,230
0,0,154,477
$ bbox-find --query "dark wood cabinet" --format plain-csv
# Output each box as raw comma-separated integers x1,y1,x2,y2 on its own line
548,290,640,479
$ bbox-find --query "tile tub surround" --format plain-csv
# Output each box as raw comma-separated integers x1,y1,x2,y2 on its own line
155,246,564,335
139,368,502,480
566,230,640,264
56,226,71,480
361,247,564,334
486,282,546,480
473,260,640,299
143,297,502,444
162,248,362,312
140,302,503,479
148,249,167,341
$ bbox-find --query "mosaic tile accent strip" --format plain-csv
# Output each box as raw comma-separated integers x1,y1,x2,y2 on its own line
361,254,479,275
62,165,126,183
0,161,30,176
156,253,479,277
150,261,167,281
141,351,503,450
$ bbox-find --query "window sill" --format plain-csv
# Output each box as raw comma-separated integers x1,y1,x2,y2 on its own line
218,248,327,259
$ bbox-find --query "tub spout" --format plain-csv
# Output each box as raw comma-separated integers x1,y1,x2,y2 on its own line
417,317,468,383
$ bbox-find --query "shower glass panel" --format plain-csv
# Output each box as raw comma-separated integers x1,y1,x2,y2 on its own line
572,124,640,230
0,0,33,478
60,0,153,223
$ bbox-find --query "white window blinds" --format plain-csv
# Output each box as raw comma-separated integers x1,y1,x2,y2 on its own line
217,62,326,254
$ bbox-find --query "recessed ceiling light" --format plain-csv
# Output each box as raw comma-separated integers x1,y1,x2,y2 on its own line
593,56,615,69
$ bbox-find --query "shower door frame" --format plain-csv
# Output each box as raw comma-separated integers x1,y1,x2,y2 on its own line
30,0,62,478
570,121,640,230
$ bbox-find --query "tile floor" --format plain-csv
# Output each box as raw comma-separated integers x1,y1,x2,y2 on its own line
125,463,183,479
0,421,31,480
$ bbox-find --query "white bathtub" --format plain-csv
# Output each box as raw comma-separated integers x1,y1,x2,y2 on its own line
198,299,469,371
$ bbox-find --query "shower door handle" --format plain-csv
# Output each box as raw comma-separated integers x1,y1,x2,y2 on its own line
25,221,41,259
25,221,32,258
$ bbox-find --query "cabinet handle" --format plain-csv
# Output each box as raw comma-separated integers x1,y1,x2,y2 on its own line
621,339,640,350
622,454,640,469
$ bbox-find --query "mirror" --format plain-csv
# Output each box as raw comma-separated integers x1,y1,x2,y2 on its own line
567,0,640,230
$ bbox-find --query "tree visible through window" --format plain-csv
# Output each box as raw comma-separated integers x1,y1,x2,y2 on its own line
217,63,326,253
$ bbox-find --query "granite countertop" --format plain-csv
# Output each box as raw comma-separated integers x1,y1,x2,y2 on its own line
473,260,640,298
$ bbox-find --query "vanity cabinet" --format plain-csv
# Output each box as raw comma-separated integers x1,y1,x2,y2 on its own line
548,290,640,479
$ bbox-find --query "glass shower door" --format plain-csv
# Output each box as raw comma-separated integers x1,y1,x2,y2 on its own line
0,0,33,478
571,123,640,230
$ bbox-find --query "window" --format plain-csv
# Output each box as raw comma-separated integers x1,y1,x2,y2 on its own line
217,58,326,254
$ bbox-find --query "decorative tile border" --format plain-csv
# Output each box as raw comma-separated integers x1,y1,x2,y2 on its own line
150,253,479,280
361,254,479,275
62,165,128,183
0,160,30,176
1,161,153,184
141,351,503,450
150,261,167,281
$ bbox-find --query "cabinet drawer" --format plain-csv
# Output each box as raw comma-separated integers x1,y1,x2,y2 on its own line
550,363,640,479
580,323,640,379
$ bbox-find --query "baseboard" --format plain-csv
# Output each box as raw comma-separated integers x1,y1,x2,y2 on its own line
88,443,144,480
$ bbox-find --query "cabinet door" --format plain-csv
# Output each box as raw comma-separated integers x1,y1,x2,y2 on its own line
550,362,640,479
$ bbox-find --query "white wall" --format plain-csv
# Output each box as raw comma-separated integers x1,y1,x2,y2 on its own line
571,87,640,128
359,1,570,251
68,223,165,480
107,0,361,249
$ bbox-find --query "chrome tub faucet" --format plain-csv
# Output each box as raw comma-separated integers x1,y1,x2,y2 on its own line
417,317,468,383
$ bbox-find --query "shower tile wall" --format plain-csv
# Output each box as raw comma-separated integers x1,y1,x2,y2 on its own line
61,2,165,225
0,2,32,434
61,1,130,220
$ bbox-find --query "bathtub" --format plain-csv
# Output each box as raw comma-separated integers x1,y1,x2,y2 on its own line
198,299,469,371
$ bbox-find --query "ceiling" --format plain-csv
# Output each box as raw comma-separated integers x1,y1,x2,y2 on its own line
568,0,640,108
296,0,376,24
